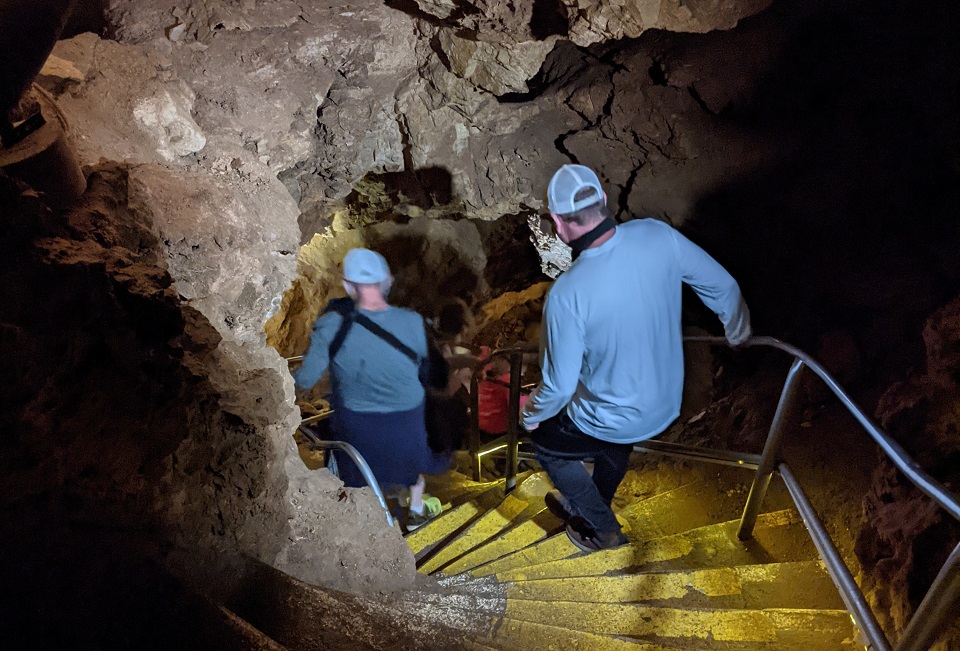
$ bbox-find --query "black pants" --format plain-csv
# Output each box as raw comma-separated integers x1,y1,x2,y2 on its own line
529,411,633,534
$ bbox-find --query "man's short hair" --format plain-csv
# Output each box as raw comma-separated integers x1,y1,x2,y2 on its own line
547,164,608,225
555,187,610,225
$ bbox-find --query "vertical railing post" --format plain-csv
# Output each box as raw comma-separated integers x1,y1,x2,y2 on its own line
504,352,523,493
469,371,482,482
895,541,960,651
738,357,806,540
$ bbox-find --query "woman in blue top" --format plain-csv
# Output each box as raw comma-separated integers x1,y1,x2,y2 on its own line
294,248,449,526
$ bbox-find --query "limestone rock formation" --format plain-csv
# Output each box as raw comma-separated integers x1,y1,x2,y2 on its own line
98,0,779,235
0,165,418,604
856,298,960,645
39,33,205,166
564,0,775,47
29,21,421,597
437,30,560,96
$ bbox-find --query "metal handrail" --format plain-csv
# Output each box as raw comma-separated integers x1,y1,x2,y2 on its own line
689,335,960,523
297,424,394,527
472,334,960,650
467,343,538,490
683,335,960,651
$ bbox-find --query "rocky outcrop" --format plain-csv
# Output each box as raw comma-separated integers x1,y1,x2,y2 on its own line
28,22,423,598
0,166,417,603
856,298,960,644
563,0,774,47
96,0,778,232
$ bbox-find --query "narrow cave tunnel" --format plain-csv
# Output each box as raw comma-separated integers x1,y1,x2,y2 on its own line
2,1,959,650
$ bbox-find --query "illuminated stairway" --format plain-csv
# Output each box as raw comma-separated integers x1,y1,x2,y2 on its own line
407,463,859,650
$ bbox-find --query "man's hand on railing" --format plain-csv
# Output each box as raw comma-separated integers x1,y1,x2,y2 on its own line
726,334,751,350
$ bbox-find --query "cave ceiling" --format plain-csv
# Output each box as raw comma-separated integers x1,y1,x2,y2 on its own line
83,0,788,227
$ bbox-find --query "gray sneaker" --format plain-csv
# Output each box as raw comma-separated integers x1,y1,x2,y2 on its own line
566,524,629,553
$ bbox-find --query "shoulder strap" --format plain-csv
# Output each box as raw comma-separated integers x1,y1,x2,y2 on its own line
327,310,355,361
353,313,420,363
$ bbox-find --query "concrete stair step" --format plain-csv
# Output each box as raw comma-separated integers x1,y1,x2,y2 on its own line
414,471,555,573
409,470,550,558
464,470,786,581
437,573,504,592
466,523,580,578
505,560,846,611
426,467,535,505
393,588,506,619
479,618,681,651
496,509,817,582
500,601,855,648
420,493,532,574
639,607,861,649
617,479,751,542
407,483,508,558
441,509,565,576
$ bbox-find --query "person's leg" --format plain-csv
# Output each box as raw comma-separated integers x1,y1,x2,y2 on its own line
534,447,621,534
409,474,426,514
530,412,621,535
591,443,634,508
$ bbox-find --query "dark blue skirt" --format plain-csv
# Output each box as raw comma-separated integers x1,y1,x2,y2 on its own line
331,401,451,489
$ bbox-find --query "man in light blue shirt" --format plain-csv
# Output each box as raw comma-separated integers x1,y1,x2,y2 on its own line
522,164,752,552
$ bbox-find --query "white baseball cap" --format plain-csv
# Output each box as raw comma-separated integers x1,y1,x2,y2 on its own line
547,164,603,215
342,248,390,284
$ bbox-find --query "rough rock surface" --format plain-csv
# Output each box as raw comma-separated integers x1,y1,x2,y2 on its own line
40,33,206,166
563,0,775,47
0,167,416,607
33,29,423,598
856,298,960,646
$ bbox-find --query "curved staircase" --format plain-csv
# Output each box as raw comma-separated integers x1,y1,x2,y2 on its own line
407,461,860,650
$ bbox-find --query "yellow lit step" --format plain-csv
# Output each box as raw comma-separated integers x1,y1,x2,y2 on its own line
497,509,814,582
420,494,530,575
617,480,748,541
424,468,514,506
407,483,508,557
440,509,563,576
506,560,846,610
469,533,580,578
483,618,680,651
406,501,485,556
502,601,855,646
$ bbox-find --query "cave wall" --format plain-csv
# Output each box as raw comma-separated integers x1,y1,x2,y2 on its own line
0,164,416,608
2,0,960,645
